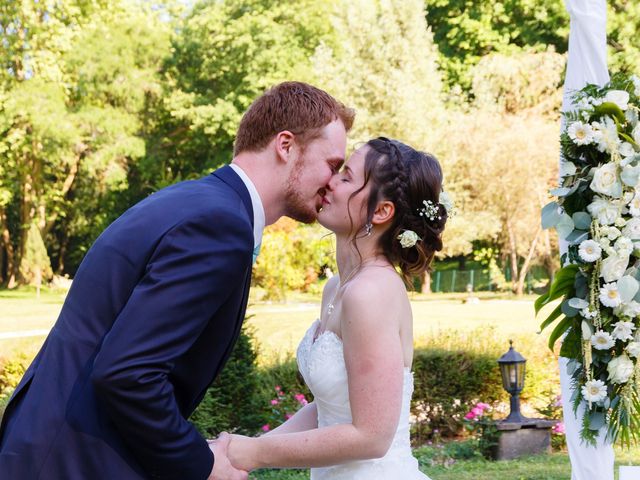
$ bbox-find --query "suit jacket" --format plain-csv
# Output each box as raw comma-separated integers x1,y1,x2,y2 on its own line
0,166,255,480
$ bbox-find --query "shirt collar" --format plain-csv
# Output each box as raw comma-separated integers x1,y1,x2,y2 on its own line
229,163,265,248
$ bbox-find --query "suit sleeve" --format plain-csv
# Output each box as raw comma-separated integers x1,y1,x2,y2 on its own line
91,211,253,480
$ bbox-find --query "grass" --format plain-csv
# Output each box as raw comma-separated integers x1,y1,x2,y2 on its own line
2,287,639,479
247,443,640,480
0,287,553,363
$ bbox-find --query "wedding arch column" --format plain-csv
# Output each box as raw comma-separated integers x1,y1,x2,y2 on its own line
558,1,614,478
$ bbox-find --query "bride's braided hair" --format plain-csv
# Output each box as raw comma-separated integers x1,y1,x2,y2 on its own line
348,137,447,286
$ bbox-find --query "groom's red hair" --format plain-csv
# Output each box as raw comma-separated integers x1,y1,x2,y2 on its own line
233,81,354,156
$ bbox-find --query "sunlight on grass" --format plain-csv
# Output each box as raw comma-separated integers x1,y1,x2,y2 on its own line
2,290,638,479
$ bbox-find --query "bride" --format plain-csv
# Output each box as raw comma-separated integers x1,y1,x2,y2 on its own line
223,137,448,479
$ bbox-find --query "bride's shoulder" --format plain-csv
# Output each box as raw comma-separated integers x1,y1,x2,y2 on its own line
342,268,406,308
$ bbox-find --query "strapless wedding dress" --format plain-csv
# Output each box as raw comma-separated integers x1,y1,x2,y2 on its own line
296,320,431,479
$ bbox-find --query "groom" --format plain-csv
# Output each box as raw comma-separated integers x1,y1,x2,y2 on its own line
0,82,353,480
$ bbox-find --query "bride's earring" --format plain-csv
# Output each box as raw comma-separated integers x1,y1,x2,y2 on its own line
365,223,373,236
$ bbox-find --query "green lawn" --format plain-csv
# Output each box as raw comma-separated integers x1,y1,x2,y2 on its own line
1,288,553,363
1,288,639,479
249,445,640,480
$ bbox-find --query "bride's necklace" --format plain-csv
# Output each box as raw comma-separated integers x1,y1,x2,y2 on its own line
325,266,359,317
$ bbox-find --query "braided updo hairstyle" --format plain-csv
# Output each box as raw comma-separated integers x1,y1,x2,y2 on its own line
351,137,447,286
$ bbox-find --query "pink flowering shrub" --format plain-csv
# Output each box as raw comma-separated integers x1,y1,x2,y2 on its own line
261,385,310,433
462,402,498,458
536,390,566,451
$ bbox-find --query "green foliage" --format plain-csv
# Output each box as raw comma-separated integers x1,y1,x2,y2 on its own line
252,220,336,300
19,223,53,284
0,353,29,398
471,50,564,114
139,0,335,193
190,322,265,437
0,1,171,280
425,0,568,93
411,348,506,442
315,0,443,151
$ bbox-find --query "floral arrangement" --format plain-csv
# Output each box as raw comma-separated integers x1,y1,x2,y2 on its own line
539,73,640,445
261,385,309,433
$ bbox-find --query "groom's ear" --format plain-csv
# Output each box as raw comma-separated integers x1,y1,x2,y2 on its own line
274,130,295,163
371,200,395,225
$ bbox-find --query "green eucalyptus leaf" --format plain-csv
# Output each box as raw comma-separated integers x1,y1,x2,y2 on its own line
572,212,592,230
557,213,575,239
589,411,606,431
561,299,579,317
542,202,562,229
566,229,589,244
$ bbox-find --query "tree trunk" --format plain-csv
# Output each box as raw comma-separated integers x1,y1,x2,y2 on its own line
516,226,542,296
56,232,68,274
44,153,81,237
421,270,432,294
506,218,519,292
0,206,17,288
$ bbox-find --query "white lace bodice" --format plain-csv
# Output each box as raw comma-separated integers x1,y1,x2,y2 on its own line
296,320,430,480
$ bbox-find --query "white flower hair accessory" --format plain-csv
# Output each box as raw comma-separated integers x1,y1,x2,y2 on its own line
417,200,440,221
397,230,420,248
439,190,455,215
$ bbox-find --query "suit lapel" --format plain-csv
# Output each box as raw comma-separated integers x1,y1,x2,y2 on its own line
204,165,255,396
211,165,254,230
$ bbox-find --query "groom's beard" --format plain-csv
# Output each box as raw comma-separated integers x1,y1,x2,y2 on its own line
284,157,319,224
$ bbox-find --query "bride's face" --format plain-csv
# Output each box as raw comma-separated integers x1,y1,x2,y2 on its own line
318,145,371,235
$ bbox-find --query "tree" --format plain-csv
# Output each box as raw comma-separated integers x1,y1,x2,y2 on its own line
443,51,564,295
313,0,443,151
0,1,172,283
424,0,568,93
137,0,336,195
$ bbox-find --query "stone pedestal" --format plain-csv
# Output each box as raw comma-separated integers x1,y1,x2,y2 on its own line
492,419,556,461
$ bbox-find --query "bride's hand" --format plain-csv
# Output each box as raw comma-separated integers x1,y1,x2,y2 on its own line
226,433,260,472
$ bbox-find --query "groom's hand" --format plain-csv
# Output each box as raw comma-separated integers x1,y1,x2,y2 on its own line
207,433,248,480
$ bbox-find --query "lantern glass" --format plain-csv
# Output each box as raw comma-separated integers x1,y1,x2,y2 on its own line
499,361,526,393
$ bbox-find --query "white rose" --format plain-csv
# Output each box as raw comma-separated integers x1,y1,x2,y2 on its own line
621,164,640,187
590,163,622,198
397,230,420,248
604,90,630,110
603,226,621,240
627,341,640,358
622,217,640,240
615,236,634,256
600,254,629,283
607,354,635,384
587,196,619,226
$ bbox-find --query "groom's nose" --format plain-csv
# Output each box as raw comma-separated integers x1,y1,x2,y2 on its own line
325,175,338,191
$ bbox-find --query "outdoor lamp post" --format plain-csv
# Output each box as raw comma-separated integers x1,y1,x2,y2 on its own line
498,340,527,423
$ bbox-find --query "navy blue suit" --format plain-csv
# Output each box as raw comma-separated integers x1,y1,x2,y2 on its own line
0,166,255,480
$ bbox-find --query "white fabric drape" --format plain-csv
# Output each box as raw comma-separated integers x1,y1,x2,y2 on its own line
559,1,614,478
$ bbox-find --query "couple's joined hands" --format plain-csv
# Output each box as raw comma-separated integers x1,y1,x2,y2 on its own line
207,432,252,480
